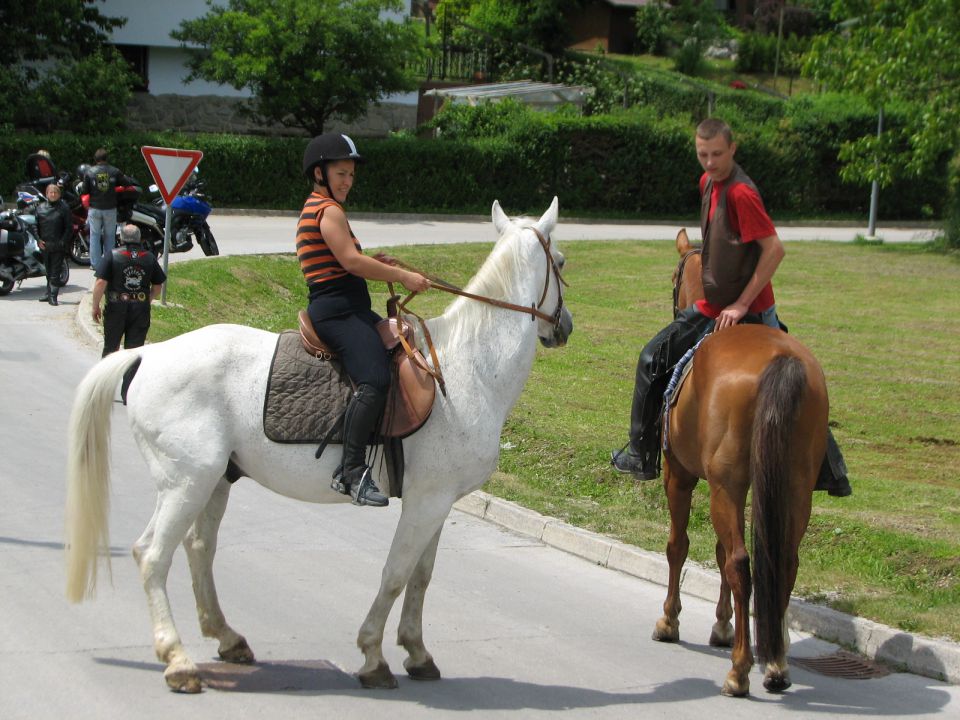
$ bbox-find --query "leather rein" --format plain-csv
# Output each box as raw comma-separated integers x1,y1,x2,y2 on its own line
672,246,702,319
383,227,569,397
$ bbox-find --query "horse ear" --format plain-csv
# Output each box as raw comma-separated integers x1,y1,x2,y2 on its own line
676,228,692,256
492,200,511,235
535,196,559,237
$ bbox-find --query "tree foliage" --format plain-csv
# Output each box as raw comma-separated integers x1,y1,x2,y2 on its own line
804,0,960,184
173,0,426,135
435,0,586,57
0,0,132,132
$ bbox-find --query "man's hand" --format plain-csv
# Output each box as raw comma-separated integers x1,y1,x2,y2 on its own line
92,304,102,324
715,302,747,331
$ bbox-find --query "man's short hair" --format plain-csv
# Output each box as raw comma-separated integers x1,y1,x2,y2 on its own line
696,118,734,145
94,148,109,163
121,224,141,244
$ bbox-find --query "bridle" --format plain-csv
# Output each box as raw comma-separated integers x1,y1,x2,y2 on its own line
386,226,568,330
383,226,569,397
672,246,702,319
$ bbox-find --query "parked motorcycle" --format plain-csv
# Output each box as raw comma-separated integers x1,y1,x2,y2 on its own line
15,171,90,266
121,173,219,257
0,196,70,296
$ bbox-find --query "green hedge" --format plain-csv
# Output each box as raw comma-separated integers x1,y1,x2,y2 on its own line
1,97,948,220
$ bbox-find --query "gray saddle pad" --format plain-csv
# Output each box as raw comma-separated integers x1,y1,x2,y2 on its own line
262,331,353,444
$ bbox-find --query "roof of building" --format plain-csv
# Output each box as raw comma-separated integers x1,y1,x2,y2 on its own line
423,81,594,108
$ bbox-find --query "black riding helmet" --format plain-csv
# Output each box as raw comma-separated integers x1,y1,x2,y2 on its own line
302,133,364,192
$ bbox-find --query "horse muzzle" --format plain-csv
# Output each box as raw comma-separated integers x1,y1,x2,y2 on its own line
540,307,573,348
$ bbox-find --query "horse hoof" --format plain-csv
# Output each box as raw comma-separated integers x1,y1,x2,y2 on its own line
720,677,749,698
652,619,679,643
709,627,734,648
218,637,255,664
358,661,398,689
763,671,792,693
406,658,441,681
165,666,203,694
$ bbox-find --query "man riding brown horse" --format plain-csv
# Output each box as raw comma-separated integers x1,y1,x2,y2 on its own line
612,117,851,498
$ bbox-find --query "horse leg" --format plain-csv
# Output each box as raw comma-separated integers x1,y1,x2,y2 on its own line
397,527,443,681
710,490,753,697
133,481,221,693
182,478,254,665
652,458,697,643
709,541,734,647
356,496,452,689
762,493,811,693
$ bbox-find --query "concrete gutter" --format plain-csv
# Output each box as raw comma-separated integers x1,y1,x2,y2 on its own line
453,490,960,685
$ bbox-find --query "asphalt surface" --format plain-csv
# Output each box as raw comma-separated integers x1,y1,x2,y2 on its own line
1,212,956,719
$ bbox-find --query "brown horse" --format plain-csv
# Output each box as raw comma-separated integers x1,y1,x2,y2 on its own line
652,229,829,696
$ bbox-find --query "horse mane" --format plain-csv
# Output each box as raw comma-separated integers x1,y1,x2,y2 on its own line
428,225,528,349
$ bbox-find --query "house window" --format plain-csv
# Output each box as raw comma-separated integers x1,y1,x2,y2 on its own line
115,44,149,92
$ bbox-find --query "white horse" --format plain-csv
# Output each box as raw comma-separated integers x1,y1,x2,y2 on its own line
65,198,572,693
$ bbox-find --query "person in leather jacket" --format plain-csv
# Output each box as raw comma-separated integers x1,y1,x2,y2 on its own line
82,148,135,267
91,224,166,357
35,183,72,306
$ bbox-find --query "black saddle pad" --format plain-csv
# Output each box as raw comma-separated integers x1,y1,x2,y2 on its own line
262,331,353,444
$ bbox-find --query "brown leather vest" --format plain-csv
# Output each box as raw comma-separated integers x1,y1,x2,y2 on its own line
700,163,760,307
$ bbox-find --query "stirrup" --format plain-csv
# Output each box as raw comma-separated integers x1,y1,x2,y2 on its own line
330,464,350,495
350,467,388,507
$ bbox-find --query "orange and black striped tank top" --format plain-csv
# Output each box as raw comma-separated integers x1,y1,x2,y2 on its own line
296,192,362,286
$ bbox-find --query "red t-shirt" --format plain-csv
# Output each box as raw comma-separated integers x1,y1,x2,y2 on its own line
695,173,777,318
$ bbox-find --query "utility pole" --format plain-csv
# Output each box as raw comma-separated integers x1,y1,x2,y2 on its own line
866,106,884,239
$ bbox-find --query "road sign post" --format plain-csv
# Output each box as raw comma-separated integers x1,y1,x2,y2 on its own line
140,146,204,303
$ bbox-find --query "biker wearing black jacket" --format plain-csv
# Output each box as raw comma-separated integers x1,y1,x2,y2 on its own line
82,148,135,267
36,184,72,305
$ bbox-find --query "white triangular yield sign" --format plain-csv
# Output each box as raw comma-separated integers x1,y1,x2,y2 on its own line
140,146,204,204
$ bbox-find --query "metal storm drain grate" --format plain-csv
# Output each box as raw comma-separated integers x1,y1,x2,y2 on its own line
790,650,891,679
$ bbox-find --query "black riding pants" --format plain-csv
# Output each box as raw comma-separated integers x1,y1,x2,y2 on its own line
102,302,151,357
42,249,66,291
628,306,715,453
307,307,390,392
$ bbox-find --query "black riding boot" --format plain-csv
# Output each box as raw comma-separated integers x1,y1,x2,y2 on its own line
613,307,714,480
48,287,59,306
38,281,50,302
814,429,852,497
331,383,389,507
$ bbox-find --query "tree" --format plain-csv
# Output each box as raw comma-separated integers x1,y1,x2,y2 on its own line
804,1,960,184
0,0,132,131
173,0,426,136
436,0,587,57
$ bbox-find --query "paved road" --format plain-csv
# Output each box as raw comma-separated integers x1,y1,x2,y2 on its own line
206,212,939,256
1,215,956,719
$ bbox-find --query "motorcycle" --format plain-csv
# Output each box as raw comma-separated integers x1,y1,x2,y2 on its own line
15,172,91,266
0,196,70,296
121,173,219,257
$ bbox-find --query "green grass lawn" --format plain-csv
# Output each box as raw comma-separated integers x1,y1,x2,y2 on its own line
149,239,960,642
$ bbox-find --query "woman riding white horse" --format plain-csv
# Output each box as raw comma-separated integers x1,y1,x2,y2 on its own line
65,196,573,693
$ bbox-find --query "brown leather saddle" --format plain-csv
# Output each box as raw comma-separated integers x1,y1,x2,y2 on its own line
262,310,436,446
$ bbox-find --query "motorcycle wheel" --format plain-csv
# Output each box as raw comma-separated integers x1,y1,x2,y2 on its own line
0,275,14,296
198,224,219,256
70,233,90,266
57,261,70,288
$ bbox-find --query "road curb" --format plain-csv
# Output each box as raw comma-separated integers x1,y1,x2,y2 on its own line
453,490,960,685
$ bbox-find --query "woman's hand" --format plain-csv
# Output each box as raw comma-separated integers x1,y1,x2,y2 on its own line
402,271,430,293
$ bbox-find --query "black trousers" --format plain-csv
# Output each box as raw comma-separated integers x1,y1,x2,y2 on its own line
42,249,66,292
629,306,715,453
102,302,151,357
308,307,390,392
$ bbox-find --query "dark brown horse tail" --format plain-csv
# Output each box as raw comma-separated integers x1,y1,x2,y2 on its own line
750,354,806,666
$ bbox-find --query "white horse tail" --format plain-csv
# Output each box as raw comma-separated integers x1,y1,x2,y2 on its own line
65,348,144,603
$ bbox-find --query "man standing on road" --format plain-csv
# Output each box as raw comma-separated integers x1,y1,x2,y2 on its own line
611,118,851,497
82,148,135,267
91,224,166,357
